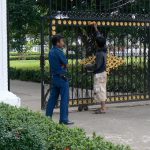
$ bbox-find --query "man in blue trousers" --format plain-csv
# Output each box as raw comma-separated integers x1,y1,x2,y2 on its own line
46,34,74,125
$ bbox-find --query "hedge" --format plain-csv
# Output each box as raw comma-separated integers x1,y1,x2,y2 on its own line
10,55,76,60
9,52,76,60
10,55,49,61
10,64,148,93
10,52,48,60
0,103,131,150
10,55,44,60
10,52,42,56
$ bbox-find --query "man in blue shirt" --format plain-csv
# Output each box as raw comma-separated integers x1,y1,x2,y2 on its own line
46,35,74,125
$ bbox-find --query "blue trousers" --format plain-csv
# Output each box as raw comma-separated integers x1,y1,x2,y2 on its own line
46,76,69,122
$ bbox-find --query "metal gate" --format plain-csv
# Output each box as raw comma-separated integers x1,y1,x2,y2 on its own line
40,0,150,109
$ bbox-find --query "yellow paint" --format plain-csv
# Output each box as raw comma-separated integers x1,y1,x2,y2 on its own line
124,97,127,100
78,21,82,25
73,21,77,25
58,20,62,24
120,22,123,26
129,22,132,26
102,21,105,25
133,22,136,26
116,22,119,26
52,26,56,30
107,22,110,25
63,20,67,25
52,31,56,35
141,22,145,26
97,21,101,25
83,21,87,25
124,22,128,26
120,97,123,100
54,19,148,27
52,20,56,25
137,22,140,26
111,22,115,26
68,20,72,25
146,23,150,26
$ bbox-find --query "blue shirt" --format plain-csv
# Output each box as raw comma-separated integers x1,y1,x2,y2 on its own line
49,46,68,75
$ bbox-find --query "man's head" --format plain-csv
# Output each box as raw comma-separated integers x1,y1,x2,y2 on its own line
96,37,106,48
52,34,65,48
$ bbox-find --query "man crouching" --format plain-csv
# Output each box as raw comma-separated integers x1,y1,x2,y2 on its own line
86,23,107,114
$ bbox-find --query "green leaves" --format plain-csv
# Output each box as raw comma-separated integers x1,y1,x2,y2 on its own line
0,103,131,150
8,0,45,53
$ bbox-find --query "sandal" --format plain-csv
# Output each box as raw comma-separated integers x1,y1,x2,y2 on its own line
94,109,106,114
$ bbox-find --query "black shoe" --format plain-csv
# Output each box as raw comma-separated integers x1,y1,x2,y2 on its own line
59,121,74,125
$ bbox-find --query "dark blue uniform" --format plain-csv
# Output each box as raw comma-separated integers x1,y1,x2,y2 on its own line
46,46,69,123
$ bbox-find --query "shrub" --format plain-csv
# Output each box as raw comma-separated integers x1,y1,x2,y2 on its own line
0,103,131,150
10,52,42,56
10,52,48,60
9,52,76,60
10,67,50,83
10,55,48,60
10,63,148,93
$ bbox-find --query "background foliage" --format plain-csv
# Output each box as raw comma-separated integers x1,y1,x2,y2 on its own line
8,0,47,53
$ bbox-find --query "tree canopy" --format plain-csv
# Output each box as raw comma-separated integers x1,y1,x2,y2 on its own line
8,0,47,52
8,0,149,53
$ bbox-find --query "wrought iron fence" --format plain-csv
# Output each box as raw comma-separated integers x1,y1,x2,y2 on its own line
49,0,149,21
40,0,150,109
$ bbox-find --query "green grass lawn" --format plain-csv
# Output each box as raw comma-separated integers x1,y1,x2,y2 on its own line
10,59,79,71
10,57,146,71
10,60,49,70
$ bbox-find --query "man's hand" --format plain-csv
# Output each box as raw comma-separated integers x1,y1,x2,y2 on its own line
84,63,95,73
61,64,67,68
93,23,98,32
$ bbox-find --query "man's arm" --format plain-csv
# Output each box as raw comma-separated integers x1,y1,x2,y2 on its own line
57,49,68,66
85,52,103,73
85,63,96,72
94,23,104,38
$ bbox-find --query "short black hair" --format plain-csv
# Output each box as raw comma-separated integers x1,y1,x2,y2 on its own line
96,37,106,48
51,34,64,46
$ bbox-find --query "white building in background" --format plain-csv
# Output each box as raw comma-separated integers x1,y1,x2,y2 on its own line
0,0,20,107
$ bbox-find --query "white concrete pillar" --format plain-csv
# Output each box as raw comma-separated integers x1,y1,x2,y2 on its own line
0,0,21,107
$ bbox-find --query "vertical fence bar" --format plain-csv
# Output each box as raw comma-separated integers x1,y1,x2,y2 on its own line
81,35,84,102
126,31,129,100
71,24,74,102
75,27,79,102
139,33,142,95
40,16,45,110
113,34,116,101
49,18,53,106
143,26,147,98
122,29,125,99
117,32,119,98
130,29,133,98
49,0,52,14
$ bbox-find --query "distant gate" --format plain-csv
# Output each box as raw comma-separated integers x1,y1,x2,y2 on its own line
40,0,150,109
